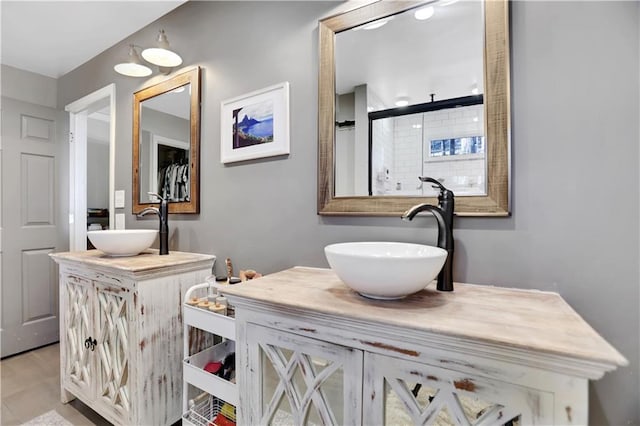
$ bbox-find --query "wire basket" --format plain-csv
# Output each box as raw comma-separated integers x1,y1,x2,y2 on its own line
185,394,236,426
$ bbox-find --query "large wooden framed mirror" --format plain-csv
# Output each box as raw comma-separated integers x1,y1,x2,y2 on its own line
318,0,510,216
133,67,201,214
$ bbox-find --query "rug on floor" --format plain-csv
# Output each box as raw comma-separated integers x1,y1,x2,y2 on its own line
20,410,73,426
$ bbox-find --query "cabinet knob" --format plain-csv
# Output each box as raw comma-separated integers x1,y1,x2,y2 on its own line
84,337,97,351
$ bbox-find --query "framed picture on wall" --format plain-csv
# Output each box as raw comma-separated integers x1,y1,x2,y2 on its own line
220,81,290,164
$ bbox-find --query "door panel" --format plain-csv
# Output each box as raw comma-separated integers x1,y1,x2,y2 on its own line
21,248,56,322
1,97,63,357
95,284,130,418
21,153,55,226
63,275,93,397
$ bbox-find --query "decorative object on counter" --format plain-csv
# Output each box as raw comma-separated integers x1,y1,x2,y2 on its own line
402,177,455,291
239,269,262,281
137,191,170,255
220,82,290,164
86,229,157,257
225,258,234,280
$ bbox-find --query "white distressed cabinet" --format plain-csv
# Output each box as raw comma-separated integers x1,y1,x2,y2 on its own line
222,267,628,426
51,249,215,425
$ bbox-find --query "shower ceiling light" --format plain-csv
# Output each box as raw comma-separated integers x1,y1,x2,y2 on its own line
395,98,410,107
414,6,435,20
362,19,389,30
142,29,183,67
114,45,152,77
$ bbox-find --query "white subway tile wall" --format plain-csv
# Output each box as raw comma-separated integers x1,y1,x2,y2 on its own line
371,117,395,195
374,104,485,196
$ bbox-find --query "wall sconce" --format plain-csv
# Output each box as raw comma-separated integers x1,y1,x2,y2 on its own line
114,29,183,77
142,29,183,69
114,45,152,77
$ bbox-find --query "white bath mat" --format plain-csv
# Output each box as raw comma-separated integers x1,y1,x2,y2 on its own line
20,410,73,426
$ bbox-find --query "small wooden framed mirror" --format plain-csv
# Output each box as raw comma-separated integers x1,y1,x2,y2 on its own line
132,67,201,214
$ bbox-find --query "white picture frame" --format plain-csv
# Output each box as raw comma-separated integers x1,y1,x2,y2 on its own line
220,81,290,164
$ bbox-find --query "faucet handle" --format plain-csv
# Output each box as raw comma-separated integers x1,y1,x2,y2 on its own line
147,192,166,203
419,176,454,204
419,176,446,192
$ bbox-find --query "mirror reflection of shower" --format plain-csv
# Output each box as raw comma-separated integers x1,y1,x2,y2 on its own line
370,99,486,197
334,90,487,198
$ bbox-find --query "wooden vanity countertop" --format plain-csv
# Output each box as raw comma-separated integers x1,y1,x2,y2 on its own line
221,266,628,369
50,249,215,274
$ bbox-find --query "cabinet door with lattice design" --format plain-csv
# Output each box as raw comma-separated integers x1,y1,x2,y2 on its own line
363,352,554,426
62,275,94,398
243,323,363,426
94,283,132,422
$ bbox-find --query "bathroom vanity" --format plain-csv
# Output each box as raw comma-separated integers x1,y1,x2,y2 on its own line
222,267,627,425
50,249,215,426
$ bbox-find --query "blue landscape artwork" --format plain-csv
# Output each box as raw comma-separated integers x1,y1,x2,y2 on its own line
232,100,274,149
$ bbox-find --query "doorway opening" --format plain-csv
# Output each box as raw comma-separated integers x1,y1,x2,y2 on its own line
65,84,115,251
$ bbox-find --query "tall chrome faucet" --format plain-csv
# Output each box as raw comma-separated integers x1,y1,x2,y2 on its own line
401,177,454,291
138,192,169,255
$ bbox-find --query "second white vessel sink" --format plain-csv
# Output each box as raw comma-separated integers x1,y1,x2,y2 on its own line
324,241,447,300
87,229,158,257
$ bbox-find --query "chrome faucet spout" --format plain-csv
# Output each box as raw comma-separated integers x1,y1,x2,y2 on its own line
402,177,455,291
137,192,169,255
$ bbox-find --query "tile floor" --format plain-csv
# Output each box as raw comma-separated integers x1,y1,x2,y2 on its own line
1,343,109,425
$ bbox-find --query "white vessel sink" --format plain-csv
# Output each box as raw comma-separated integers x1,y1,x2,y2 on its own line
87,229,158,257
324,242,448,300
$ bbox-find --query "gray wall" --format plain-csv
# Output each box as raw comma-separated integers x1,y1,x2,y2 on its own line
87,139,109,209
56,1,639,423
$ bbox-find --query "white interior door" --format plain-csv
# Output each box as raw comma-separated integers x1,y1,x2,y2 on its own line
65,84,115,251
1,97,64,357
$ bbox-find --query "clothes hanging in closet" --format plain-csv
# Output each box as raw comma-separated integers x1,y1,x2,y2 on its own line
158,162,189,201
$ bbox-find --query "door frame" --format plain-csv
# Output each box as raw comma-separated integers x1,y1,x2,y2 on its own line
65,84,116,251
